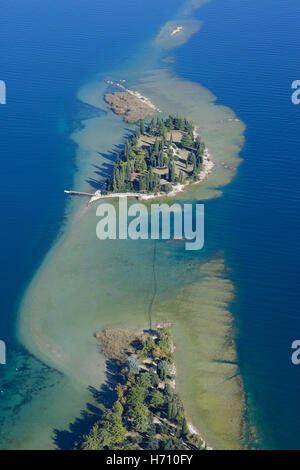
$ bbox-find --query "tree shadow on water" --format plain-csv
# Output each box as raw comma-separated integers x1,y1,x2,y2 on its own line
52,403,101,450
97,150,118,163
53,360,121,450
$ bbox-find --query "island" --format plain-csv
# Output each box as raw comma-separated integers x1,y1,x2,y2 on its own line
104,91,156,124
170,26,184,37
101,114,213,198
64,98,214,204
104,81,161,123
79,326,211,450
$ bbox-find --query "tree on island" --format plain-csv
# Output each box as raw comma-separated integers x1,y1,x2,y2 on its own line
140,119,145,135
164,182,173,194
181,417,188,437
149,117,156,135
147,436,160,450
113,400,124,417
133,414,150,433
181,133,194,148
188,152,197,172
149,368,159,387
157,360,170,381
126,355,140,374
165,115,175,130
178,171,184,184
150,389,165,407
168,161,175,182
168,402,178,421
81,424,104,450
108,416,127,445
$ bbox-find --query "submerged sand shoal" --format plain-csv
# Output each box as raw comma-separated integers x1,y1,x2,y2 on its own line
152,258,244,449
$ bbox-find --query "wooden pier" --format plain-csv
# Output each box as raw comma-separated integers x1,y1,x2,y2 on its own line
64,190,95,197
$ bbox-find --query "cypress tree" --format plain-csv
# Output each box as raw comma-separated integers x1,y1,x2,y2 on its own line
181,417,188,436
140,119,145,135
168,162,175,182
168,402,173,420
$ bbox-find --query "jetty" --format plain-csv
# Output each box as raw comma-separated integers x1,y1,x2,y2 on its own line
64,190,95,197
64,189,143,205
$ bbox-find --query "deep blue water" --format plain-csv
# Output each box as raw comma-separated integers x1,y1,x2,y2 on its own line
175,0,300,449
1,0,300,449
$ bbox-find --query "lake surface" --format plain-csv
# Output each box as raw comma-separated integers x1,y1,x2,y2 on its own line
0,0,300,449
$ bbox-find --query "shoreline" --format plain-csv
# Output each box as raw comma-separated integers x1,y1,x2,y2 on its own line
168,340,214,451
156,324,214,450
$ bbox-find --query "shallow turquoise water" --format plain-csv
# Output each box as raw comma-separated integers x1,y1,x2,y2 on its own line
1,0,300,450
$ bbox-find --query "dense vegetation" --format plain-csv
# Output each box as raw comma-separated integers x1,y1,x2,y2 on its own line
104,115,206,194
80,327,206,451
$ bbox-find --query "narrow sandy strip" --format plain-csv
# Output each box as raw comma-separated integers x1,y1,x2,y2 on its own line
105,79,162,113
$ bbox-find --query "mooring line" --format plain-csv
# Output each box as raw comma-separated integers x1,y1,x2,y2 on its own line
147,239,158,332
